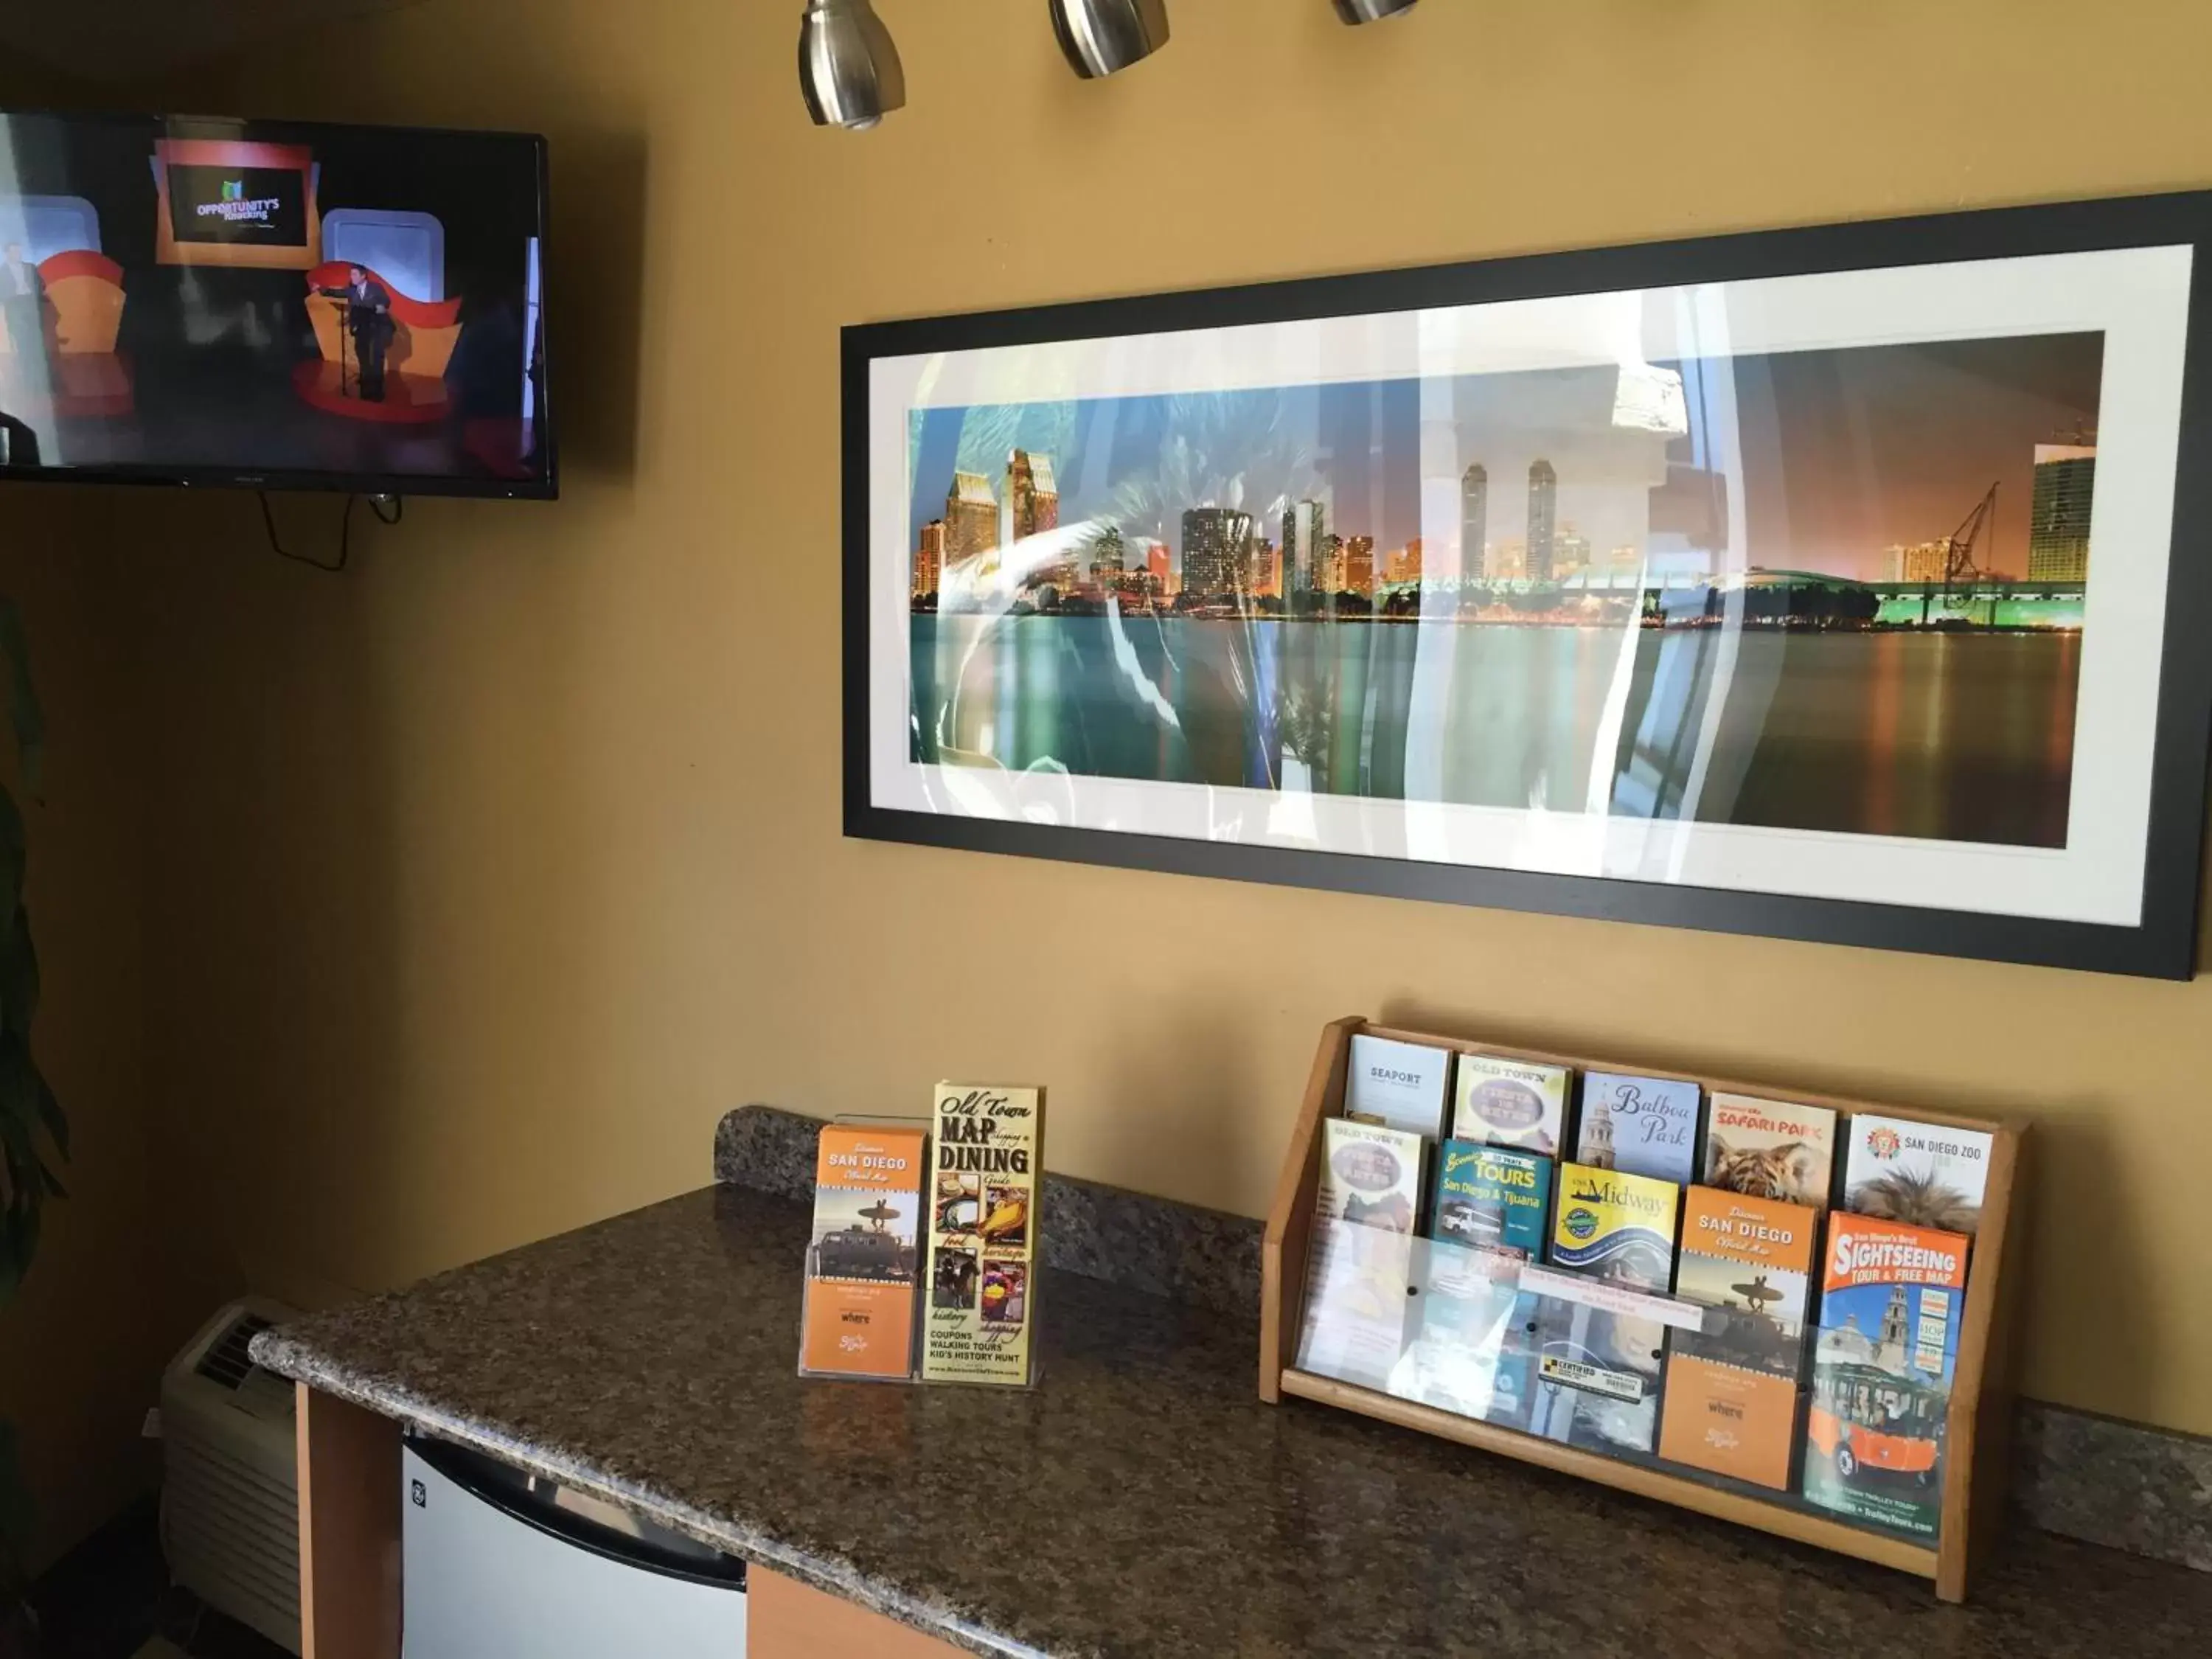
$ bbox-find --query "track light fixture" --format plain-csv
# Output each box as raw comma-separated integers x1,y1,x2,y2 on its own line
797,0,906,131
1048,0,1172,80
1333,0,1422,21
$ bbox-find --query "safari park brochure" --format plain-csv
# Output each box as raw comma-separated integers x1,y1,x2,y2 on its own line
1703,1092,1838,1211
1658,1186,1816,1489
1801,1211,1971,1537
799,1122,927,1380
920,1084,1043,1387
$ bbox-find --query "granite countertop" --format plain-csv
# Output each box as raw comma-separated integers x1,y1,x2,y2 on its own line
253,1184,2209,1658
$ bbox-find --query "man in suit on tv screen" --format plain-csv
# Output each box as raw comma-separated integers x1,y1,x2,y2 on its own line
317,263,395,401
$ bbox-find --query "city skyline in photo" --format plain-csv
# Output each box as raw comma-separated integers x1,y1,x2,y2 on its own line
904,331,2104,594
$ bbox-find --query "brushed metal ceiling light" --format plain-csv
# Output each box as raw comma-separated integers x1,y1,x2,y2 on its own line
1333,0,1422,21
798,0,906,130
1048,0,1172,80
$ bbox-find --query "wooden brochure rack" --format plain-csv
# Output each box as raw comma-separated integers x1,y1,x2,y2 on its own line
1259,1016,2027,1604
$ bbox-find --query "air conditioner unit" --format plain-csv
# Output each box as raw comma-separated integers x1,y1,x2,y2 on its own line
159,1298,304,1655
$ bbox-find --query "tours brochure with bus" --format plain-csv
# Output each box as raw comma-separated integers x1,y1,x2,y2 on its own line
1453,1054,1572,1157
1704,1093,1838,1211
799,1122,928,1380
1380,1141,1553,1420
1801,1212,1972,1537
1573,1072,1703,1184
1658,1187,1817,1489
1343,1034,1453,1139
1842,1115,1993,1238
921,1084,1044,1387
1429,1141,1551,1262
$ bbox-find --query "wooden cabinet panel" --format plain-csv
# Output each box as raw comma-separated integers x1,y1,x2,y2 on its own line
296,1383,402,1659
747,1565,968,1659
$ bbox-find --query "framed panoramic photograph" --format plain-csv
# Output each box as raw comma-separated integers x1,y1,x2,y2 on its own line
842,193,2212,978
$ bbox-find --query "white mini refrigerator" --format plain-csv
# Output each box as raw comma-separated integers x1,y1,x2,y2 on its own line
401,1439,747,1658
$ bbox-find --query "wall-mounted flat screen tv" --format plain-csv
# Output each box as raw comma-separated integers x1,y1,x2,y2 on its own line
0,111,553,498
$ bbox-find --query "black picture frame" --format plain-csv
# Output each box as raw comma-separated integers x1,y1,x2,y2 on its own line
844,191,2212,980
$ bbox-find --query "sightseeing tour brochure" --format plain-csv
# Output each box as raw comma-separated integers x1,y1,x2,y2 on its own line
1801,1211,1971,1537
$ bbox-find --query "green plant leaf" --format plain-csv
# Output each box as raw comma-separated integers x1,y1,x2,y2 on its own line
0,1085,32,1173
0,1417,32,1565
0,908,32,1040
32,1071,62,1165
0,791,20,926
0,1198,35,1308
0,603,42,799
0,1032,60,1164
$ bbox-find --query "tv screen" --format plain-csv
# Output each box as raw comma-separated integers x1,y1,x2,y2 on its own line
0,112,553,498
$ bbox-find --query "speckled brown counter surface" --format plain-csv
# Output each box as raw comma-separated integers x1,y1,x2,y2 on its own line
252,1186,2207,1658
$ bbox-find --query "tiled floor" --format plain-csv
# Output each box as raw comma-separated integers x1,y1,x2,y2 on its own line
28,1499,291,1659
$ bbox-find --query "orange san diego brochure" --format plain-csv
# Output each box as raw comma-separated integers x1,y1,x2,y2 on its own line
1658,1187,1817,1489
800,1123,928,1380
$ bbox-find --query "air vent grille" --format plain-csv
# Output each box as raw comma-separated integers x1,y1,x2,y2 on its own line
195,1313,275,1391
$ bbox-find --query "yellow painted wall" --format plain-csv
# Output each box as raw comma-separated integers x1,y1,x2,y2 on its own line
0,481,223,1568
0,58,229,1567
126,0,2212,1436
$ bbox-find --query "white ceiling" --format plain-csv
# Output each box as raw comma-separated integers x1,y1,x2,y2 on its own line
0,0,424,86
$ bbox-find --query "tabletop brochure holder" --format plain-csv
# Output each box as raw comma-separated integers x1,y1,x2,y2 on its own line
1261,1018,2027,1604
799,1092,1045,1391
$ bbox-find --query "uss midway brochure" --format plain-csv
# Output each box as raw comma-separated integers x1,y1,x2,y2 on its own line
1526,1163,1682,1454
